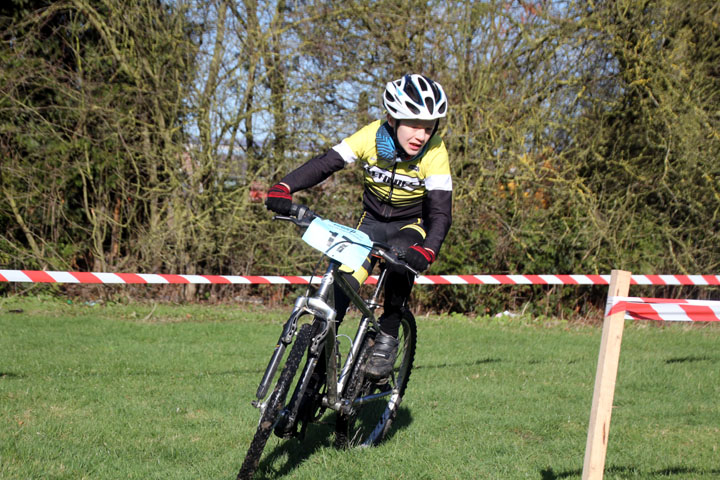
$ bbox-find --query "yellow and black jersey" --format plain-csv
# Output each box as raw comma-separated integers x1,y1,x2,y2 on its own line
281,119,452,254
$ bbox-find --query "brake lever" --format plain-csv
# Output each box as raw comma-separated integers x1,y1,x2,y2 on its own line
405,264,420,277
272,214,295,223
375,246,419,276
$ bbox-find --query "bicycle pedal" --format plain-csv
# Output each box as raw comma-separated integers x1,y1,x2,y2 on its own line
372,377,390,386
273,411,297,439
273,422,298,439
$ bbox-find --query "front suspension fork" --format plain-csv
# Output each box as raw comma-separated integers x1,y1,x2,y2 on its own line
254,303,306,401
254,267,338,403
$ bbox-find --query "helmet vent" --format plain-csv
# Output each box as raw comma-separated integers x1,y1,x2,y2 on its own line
405,102,420,115
402,75,422,104
430,83,441,101
425,98,435,114
417,76,429,91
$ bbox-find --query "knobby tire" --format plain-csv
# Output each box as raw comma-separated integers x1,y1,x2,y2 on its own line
335,312,417,449
237,323,313,480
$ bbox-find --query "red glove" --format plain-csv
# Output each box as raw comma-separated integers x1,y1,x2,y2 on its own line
265,183,292,215
406,244,436,272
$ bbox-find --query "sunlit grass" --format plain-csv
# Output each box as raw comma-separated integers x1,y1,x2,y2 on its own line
1,296,718,479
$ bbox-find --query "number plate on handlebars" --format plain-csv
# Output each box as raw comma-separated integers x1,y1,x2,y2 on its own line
301,218,372,271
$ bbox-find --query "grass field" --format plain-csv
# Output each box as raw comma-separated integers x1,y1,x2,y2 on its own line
1,295,718,479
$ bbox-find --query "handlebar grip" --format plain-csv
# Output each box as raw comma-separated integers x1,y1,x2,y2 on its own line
289,203,316,224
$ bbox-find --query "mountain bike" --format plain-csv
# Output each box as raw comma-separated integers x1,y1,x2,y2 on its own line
237,204,418,479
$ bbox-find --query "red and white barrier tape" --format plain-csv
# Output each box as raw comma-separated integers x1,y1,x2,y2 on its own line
5,269,719,322
606,296,720,322
3,270,720,286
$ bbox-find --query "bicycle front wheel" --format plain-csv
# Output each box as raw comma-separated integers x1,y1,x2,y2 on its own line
335,311,417,448
237,323,313,480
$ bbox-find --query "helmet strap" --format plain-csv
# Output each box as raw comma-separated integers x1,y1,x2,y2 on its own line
390,119,411,160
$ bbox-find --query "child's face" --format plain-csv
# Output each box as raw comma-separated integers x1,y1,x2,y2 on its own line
389,117,437,157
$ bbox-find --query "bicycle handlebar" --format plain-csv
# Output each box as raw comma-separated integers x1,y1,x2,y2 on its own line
273,203,419,276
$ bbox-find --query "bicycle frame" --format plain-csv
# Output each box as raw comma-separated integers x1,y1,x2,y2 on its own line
252,255,389,420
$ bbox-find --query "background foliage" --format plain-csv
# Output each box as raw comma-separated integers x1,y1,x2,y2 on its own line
2,0,719,313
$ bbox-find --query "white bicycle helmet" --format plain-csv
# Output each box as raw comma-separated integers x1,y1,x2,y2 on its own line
383,74,448,120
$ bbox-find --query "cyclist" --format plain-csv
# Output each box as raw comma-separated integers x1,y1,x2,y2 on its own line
265,74,452,379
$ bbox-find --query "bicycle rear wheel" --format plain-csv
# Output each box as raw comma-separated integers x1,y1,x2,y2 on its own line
335,311,417,448
237,323,313,480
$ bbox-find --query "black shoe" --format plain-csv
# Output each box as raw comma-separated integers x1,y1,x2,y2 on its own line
364,332,398,379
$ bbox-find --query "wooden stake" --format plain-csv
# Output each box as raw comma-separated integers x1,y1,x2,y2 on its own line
582,269,632,480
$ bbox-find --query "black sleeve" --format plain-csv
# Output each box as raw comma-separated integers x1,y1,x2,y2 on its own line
422,189,453,255
280,148,346,193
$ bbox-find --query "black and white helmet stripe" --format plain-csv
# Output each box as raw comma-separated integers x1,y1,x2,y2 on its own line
383,74,448,120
